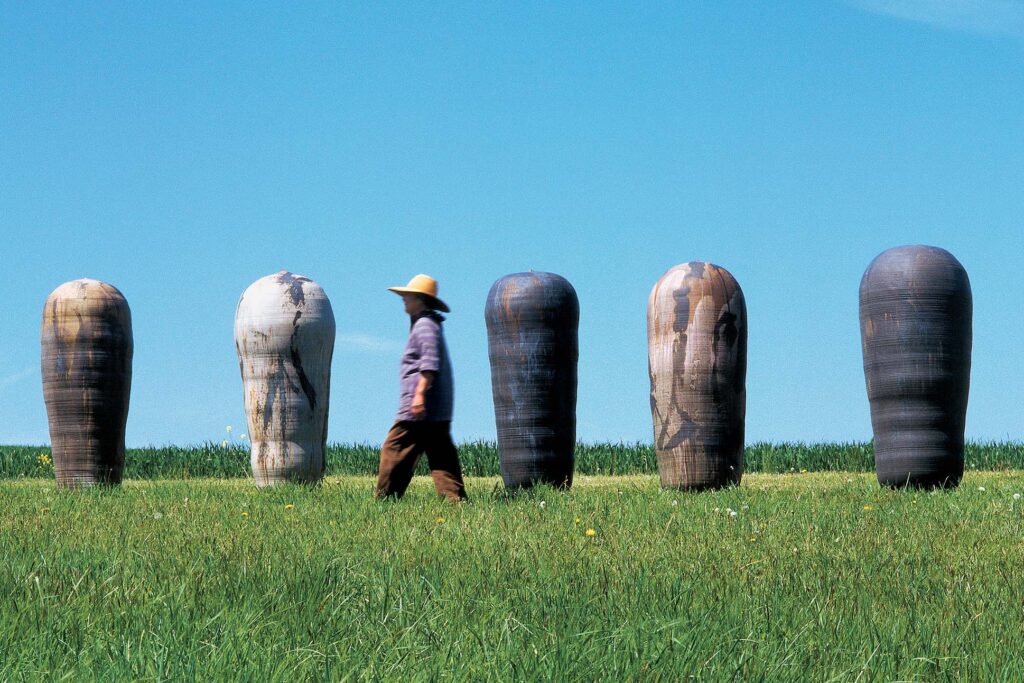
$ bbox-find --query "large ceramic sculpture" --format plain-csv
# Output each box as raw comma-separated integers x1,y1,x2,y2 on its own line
860,245,972,488
41,279,133,487
485,272,579,489
235,271,336,486
648,262,747,490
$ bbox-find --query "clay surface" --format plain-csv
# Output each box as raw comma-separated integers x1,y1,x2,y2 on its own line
485,272,579,489
235,271,335,486
41,279,133,488
860,245,972,488
648,262,746,490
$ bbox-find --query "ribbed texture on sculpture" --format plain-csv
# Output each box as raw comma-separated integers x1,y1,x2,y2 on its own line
860,245,972,488
485,272,579,489
41,279,133,487
648,262,747,490
235,271,336,486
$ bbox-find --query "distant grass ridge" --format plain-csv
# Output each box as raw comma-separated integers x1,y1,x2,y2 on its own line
2,441,1023,480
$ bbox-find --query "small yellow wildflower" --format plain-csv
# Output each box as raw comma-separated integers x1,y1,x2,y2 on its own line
241,511,249,517
863,505,873,511
574,517,582,525
226,425,233,432
585,528,596,537
435,516,445,524
285,504,294,510
240,433,248,440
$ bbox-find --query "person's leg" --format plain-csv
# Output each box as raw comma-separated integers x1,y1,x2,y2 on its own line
423,421,468,502
375,422,425,499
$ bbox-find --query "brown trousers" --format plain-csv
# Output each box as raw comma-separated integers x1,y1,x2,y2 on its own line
375,421,468,502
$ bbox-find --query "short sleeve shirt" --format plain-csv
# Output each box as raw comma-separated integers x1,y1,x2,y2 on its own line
396,312,454,422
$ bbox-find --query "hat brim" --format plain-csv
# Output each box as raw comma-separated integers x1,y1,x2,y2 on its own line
388,287,450,313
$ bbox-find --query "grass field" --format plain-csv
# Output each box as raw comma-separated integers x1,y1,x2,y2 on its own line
3,470,1024,680
3,440,1024,479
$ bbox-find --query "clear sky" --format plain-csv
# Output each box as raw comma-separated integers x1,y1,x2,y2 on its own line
1,1,1022,447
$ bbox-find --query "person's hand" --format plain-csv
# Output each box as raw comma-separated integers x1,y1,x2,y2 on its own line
411,393,427,420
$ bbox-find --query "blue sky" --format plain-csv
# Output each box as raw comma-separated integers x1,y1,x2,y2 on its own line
1,1,1021,446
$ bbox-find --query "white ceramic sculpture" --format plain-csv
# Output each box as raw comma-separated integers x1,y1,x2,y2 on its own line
234,271,335,486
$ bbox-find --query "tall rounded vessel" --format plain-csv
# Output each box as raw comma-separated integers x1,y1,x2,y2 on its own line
235,271,336,486
860,245,972,488
485,272,579,489
648,262,747,490
41,279,133,487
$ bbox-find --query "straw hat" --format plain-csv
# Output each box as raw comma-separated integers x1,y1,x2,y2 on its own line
388,274,450,312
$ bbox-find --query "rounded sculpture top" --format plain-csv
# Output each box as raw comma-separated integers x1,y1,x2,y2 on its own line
648,261,744,326
44,278,129,310
238,270,331,309
860,245,970,293
42,279,132,340
235,271,335,342
47,278,126,299
485,271,579,321
650,260,741,293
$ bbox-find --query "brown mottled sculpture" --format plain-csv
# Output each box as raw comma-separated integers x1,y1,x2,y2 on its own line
41,279,133,487
860,245,972,489
235,271,335,486
648,262,747,490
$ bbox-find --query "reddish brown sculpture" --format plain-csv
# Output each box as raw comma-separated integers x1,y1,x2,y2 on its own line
648,262,747,489
41,279,133,487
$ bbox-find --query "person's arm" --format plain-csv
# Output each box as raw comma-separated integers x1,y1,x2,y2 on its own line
410,371,435,419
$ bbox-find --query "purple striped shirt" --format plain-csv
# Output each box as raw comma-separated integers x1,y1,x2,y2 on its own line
396,312,453,422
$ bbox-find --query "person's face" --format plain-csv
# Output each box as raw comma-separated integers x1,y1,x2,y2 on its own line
402,293,426,315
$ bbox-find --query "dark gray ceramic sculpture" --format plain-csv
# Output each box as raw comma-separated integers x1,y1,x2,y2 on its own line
860,245,972,488
485,272,579,489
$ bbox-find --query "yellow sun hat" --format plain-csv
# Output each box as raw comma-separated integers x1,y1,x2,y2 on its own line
387,274,450,312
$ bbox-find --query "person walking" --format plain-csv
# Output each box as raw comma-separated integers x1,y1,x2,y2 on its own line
375,274,468,502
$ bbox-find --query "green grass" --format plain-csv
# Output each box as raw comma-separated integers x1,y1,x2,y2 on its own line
3,472,1024,679
3,440,1023,479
